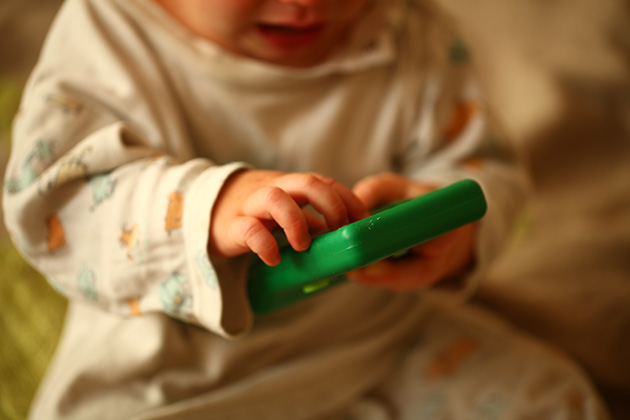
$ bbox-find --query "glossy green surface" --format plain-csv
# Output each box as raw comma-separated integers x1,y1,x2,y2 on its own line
248,179,487,314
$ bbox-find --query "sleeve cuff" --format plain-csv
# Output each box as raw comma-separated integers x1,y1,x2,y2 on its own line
182,160,254,339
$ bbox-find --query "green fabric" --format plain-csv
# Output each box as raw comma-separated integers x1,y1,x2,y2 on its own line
1,78,67,420
0,243,67,420
0,77,22,147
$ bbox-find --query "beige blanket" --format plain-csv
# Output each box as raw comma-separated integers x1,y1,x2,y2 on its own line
430,0,630,416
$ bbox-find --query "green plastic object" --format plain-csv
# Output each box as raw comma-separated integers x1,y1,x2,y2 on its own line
247,179,487,314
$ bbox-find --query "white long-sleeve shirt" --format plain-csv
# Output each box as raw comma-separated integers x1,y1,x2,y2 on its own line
4,0,522,337
2,0,536,418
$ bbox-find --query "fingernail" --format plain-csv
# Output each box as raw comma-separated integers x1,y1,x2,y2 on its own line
267,254,281,266
298,236,311,251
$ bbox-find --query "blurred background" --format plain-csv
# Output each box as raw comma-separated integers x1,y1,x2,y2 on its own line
1,1,66,419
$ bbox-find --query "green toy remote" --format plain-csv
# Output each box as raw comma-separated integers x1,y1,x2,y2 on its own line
247,179,487,314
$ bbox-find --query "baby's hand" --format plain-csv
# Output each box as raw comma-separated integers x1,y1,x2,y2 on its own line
208,170,368,266
347,173,476,291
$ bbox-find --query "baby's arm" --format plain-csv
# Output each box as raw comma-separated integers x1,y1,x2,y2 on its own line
1,0,342,339
375,27,527,292
347,173,476,291
208,170,368,266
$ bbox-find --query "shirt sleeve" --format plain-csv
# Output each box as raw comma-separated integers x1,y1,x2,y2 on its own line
2,0,252,338
399,23,528,295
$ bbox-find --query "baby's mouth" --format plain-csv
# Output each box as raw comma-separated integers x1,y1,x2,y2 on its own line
256,23,325,49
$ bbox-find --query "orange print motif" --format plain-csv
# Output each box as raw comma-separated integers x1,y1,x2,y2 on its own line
165,192,184,234
128,298,142,316
444,101,480,141
46,214,66,252
141,152,167,170
566,390,586,414
463,157,483,171
425,337,480,381
119,223,139,259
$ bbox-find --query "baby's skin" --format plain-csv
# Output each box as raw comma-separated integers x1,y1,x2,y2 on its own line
208,170,476,291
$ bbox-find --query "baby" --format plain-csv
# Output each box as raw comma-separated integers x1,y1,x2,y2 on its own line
3,0,608,418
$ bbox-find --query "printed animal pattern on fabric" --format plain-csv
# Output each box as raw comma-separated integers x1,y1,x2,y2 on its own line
449,38,470,65
425,336,480,381
46,93,85,115
463,157,484,171
413,392,447,419
39,146,93,195
444,101,480,141
128,298,142,316
165,191,183,235
141,152,170,170
77,263,98,302
90,174,117,210
469,393,507,420
5,139,55,194
46,214,66,252
565,390,589,419
159,273,192,318
119,223,139,260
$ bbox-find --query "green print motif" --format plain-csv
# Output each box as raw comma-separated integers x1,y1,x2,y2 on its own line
160,273,192,318
5,139,54,194
449,38,470,64
196,250,217,290
90,174,117,210
38,146,92,195
471,393,507,420
46,93,84,115
77,263,98,302
415,392,446,420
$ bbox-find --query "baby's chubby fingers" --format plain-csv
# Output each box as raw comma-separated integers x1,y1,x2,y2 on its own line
227,216,281,266
346,223,477,291
353,173,435,210
208,169,369,266
272,173,369,231
242,186,312,252
346,256,443,291
353,173,407,209
310,174,369,223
